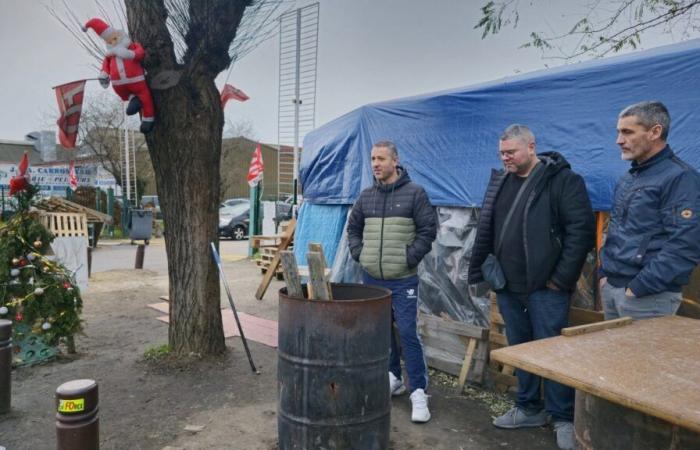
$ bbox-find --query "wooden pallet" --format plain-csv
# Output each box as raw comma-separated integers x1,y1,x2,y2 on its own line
256,247,287,279
417,312,489,387
40,212,89,238
488,294,518,393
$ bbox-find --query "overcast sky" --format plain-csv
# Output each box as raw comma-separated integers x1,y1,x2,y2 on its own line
0,0,692,144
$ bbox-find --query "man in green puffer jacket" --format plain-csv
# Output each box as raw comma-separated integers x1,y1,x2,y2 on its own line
347,140,437,423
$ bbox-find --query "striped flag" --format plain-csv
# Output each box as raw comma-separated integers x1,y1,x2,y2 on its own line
220,84,249,108
247,144,264,187
54,80,86,149
69,160,78,191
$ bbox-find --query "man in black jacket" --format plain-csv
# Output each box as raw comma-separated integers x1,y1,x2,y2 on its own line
468,125,595,450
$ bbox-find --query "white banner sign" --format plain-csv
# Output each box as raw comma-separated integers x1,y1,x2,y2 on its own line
0,163,119,196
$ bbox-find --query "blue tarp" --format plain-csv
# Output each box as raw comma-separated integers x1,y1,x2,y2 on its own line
301,40,700,211
292,203,350,267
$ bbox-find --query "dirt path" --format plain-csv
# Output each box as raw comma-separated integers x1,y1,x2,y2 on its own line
0,265,556,450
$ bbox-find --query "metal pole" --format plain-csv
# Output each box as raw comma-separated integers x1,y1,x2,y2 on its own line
292,8,301,206
0,320,12,414
107,188,114,236
134,244,145,269
55,379,99,450
210,243,259,374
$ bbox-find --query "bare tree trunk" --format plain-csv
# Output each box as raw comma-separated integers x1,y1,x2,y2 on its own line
125,0,249,356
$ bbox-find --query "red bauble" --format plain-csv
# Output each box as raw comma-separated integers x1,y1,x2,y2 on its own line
63,282,72,290
18,258,27,267
15,312,23,322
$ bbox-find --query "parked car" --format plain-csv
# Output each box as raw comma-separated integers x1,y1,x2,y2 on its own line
220,198,249,208
219,203,251,240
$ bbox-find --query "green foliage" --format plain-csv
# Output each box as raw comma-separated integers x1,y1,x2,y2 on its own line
143,343,170,361
0,185,83,347
475,0,700,59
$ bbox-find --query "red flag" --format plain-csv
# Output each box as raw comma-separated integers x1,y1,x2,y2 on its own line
9,152,30,196
220,84,250,108
247,144,264,187
69,160,78,191
54,80,86,149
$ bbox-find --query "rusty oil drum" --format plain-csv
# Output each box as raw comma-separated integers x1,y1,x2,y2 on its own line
278,283,392,450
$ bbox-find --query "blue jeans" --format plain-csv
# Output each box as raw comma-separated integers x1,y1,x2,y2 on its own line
496,288,574,422
602,283,682,320
362,272,428,392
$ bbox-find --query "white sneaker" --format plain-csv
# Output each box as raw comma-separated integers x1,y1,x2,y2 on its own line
389,372,406,396
410,388,431,423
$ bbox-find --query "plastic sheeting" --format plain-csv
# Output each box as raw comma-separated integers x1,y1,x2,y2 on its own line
323,204,489,327
301,39,700,211
417,207,489,327
293,202,350,266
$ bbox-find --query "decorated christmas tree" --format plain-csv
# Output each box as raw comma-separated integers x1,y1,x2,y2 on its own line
0,154,82,365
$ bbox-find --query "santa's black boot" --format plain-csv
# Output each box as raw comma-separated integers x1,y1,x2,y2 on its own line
140,121,155,134
126,96,142,116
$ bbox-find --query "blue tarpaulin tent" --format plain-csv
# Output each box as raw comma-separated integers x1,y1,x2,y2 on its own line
301,39,700,211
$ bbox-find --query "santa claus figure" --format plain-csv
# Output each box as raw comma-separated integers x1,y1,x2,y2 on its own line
83,18,155,134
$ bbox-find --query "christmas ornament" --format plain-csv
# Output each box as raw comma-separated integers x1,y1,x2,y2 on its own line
42,322,52,331
15,312,23,322
33,240,42,248
34,287,44,296
27,253,36,261
11,257,19,265
83,18,155,134
0,306,8,315
10,268,19,277
63,281,73,291
19,258,27,267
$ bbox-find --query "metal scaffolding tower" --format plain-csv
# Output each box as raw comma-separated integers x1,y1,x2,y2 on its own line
119,124,138,208
277,3,319,212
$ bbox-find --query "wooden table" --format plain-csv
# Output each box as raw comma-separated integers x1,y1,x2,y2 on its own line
491,315,700,448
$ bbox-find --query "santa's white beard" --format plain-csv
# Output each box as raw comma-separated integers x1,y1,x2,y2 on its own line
106,32,131,52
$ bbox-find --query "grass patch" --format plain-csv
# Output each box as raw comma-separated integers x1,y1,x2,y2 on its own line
143,344,170,361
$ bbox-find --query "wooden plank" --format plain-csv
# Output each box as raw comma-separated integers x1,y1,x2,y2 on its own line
491,315,700,433
561,317,632,337
417,313,489,340
279,250,303,299
457,337,478,391
569,306,605,326
490,332,509,347
307,251,332,301
421,330,487,363
678,298,700,320
255,217,296,300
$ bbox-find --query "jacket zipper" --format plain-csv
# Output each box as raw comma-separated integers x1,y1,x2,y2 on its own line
379,192,387,280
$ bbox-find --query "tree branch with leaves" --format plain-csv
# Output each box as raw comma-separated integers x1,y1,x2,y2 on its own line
476,0,700,59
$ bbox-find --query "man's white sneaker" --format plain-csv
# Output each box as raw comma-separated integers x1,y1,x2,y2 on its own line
410,388,431,423
389,372,406,396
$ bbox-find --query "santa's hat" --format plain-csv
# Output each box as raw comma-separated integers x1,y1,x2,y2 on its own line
82,18,115,40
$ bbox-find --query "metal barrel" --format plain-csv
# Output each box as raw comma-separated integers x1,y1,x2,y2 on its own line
56,379,99,450
575,390,700,449
0,320,12,414
278,283,392,450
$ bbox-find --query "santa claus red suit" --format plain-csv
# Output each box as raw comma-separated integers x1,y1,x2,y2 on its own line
83,18,155,133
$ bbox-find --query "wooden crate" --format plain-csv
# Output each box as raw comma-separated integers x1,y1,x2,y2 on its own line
40,212,88,238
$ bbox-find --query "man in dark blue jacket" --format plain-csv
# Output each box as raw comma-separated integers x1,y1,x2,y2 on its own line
601,101,700,319
468,125,595,450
